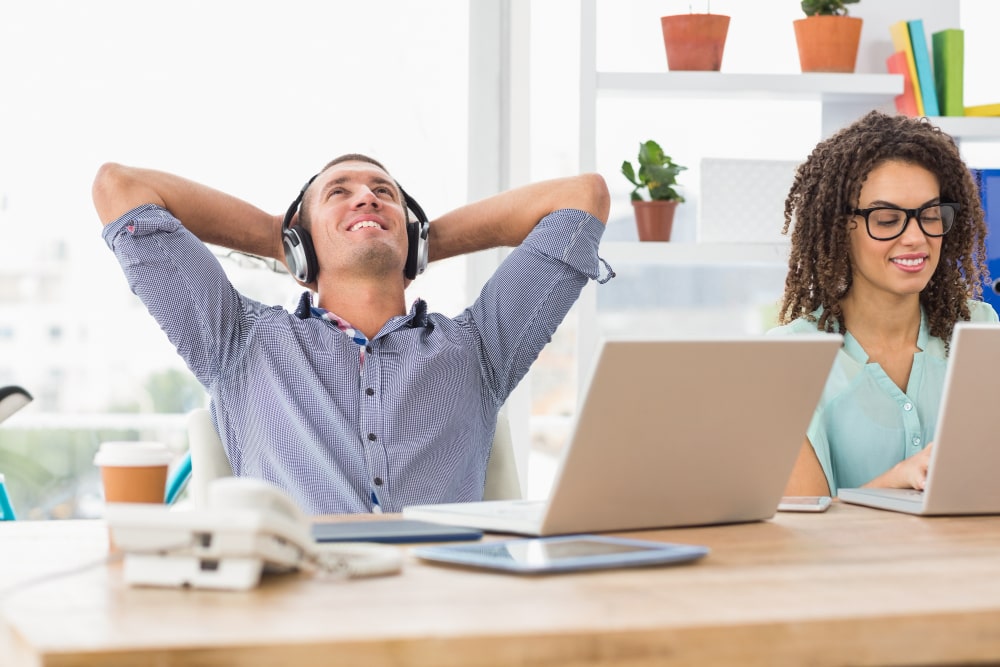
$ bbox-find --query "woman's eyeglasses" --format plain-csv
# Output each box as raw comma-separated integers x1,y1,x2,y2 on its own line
852,202,959,241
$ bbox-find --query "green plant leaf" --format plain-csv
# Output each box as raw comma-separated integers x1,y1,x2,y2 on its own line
800,0,859,16
621,160,638,186
623,139,687,202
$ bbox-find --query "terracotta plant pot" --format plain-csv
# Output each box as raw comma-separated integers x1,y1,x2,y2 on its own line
632,200,678,242
660,14,730,72
793,16,863,73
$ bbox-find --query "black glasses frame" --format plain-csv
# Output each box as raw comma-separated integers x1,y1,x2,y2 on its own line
851,202,959,241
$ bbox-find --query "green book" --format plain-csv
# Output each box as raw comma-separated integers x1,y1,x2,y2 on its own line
932,29,964,117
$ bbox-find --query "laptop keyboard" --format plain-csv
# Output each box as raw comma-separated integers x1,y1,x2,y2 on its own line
881,488,925,499
488,500,545,518
440,499,545,519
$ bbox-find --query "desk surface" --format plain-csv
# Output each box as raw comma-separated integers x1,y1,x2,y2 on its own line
3,504,1000,667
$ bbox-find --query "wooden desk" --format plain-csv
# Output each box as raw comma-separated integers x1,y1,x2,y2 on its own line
3,504,1000,666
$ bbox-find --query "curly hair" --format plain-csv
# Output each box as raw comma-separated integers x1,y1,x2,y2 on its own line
778,111,989,348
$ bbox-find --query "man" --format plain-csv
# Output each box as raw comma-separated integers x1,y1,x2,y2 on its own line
92,156,610,514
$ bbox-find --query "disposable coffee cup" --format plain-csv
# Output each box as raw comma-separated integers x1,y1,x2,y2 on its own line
93,441,174,505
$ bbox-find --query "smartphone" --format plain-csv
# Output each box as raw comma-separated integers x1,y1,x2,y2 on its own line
777,495,832,512
413,535,709,574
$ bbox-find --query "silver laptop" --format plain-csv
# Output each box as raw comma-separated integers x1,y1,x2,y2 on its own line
404,334,842,536
839,323,1000,516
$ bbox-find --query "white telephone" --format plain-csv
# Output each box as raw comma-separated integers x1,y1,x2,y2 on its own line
105,477,403,591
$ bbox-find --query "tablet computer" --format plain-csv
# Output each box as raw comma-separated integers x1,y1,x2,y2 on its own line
412,535,709,574
311,519,483,544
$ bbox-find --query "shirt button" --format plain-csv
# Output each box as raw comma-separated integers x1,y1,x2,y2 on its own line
365,345,373,354
365,387,374,396
912,436,921,446
903,402,913,411
368,433,377,441
373,477,383,486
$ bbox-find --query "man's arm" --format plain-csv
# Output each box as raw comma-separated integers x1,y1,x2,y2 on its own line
91,163,284,262
427,173,609,263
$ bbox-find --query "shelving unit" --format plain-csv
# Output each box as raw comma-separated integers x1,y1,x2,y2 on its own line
575,0,1000,383
599,241,789,266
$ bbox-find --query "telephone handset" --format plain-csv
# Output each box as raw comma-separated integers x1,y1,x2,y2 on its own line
106,477,403,591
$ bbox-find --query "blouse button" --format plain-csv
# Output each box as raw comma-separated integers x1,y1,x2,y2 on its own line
903,402,913,412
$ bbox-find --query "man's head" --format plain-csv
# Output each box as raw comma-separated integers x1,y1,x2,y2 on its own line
298,154,405,231
283,154,422,286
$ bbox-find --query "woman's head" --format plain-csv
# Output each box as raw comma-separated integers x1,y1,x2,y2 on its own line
778,111,988,344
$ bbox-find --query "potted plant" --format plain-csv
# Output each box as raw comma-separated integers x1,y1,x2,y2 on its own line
660,4,731,72
621,140,686,242
793,0,863,73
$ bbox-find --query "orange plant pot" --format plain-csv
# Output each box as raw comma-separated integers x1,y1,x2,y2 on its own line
793,16,863,73
632,200,678,242
660,14,730,72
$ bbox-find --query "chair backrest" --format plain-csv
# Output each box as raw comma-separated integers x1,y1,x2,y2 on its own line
168,406,522,507
186,408,234,508
483,406,522,501
0,473,16,521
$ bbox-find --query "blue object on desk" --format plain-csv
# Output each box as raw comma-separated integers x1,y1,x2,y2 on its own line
164,451,192,505
0,473,16,521
311,519,483,544
413,535,710,574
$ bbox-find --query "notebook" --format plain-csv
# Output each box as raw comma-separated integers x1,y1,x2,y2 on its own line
839,323,1000,515
403,334,842,536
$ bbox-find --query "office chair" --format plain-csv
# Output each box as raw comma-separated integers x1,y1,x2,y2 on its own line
1,386,33,520
166,407,523,506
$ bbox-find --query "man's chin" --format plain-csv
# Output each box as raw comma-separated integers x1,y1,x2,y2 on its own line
350,247,407,280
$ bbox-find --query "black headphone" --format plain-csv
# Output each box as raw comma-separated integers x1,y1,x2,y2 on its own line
281,173,430,284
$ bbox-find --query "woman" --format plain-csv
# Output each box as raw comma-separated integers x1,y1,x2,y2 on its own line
770,110,997,496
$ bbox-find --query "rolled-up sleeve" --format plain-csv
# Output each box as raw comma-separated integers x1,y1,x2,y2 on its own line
465,208,605,405
523,208,606,279
102,204,252,390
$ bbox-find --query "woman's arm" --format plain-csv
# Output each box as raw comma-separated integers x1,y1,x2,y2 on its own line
784,439,832,496
862,443,934,491
91,163,284,262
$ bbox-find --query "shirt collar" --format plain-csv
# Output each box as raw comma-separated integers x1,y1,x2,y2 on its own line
293,292,432,333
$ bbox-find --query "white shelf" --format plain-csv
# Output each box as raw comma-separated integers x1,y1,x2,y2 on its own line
595,72,903,104
601,242,790,266
930,116,1000,141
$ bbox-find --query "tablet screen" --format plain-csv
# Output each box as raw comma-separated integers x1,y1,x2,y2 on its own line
413,535,709,573
500,537,659,565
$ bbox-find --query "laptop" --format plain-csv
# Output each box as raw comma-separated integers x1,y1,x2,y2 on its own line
839,323,1000,516
403,334,842,536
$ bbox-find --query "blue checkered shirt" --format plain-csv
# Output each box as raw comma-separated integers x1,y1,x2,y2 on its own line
103,205,605,514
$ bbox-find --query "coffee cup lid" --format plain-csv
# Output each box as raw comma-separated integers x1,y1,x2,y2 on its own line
93,441,174,467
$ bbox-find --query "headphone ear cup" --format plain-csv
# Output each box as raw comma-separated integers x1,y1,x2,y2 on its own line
282,226,318,284
404,222,419,280
404,220,430,281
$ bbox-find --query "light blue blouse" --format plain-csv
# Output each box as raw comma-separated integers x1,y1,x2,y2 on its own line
768,300,998,494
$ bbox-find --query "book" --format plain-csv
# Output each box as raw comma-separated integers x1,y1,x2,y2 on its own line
889,21,923,116
907,20,939,117
885,51,919,117
971,169,1000,314
932,29,964,117
965,103,1000,117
